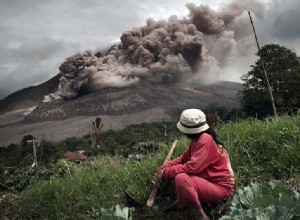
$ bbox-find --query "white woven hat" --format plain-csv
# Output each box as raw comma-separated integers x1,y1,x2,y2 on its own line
177,109,209,134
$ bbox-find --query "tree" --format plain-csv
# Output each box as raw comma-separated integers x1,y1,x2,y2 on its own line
241,44,300,118
91,116,103,154
21,135,37,146
39,140,59,163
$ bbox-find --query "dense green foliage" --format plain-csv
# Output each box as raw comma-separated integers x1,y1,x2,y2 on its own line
219,114,300,185
99,122,178,156
5,114,299,219
0,122,178,167
220,180,300,219
241,44,300,118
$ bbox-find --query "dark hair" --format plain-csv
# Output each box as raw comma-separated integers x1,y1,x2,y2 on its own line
184,128,224,146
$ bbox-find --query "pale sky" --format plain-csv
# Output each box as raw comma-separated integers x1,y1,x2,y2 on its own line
0,0,300,99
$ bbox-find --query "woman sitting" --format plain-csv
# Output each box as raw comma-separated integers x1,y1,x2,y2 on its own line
155,109,235,220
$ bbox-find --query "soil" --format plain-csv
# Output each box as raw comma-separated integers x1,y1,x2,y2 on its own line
132,201,229,220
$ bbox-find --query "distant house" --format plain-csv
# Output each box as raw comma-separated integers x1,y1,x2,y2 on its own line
64,151,87,161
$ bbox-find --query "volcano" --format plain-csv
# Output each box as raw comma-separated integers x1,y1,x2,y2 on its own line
0,2,249,146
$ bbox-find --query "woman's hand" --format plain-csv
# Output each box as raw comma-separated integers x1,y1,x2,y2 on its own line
156,162,171,174
154,169,164,184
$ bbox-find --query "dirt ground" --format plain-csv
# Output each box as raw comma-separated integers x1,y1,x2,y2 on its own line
132,201,228,220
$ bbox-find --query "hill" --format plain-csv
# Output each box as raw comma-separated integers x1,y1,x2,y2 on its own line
0,74,61,114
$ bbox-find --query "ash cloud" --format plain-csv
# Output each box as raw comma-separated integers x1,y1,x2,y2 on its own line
46,1,263,101
2,0,300,100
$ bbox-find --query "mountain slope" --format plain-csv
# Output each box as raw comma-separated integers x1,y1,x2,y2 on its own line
0,74,61,114
0,77,242,146
24,81,242,122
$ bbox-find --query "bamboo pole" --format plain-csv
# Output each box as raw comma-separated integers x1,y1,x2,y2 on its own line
248,11,278,119
27,139,39,179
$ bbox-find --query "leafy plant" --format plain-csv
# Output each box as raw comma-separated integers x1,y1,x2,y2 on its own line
220,180,300,219
4,168,35,191
83,205,134,220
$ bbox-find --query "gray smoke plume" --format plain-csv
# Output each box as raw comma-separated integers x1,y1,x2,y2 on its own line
44,1,261,101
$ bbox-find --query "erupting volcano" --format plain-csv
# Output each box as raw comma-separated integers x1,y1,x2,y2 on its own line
44,2,256,101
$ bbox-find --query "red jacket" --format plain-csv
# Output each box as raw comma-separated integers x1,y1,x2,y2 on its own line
162,133,234,188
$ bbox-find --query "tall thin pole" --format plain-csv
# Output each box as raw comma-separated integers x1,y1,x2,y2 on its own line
32,140,38,168
27,139,38,167
163,124,167,144
27,139,39,179
248,11,278,119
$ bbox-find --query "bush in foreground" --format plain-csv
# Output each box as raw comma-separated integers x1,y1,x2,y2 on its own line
220,114,300,186
220,180,300,219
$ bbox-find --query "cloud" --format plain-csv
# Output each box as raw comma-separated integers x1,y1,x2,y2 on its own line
0,0,149,99
0,0,300,99
46,1,266,100
5,38,65,62
0,36,80,98
269,0,300,41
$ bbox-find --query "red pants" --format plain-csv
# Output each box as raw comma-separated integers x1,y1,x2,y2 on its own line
174,173,234,209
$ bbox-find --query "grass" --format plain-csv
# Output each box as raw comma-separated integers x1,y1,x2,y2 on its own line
220,114,300,185
9,114,300,219
12,140,188,219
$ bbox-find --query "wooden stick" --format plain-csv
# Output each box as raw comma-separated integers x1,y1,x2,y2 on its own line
146,139,178,208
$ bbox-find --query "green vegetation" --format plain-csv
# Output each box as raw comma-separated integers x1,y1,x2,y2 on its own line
8,141,187,219
2,113,299,219
0,122,178,167
220,180,300,219
219,115,300,186
241,44,300,118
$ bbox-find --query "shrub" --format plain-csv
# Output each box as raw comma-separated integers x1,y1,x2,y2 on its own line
220,180,300,219
220,115,300,186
